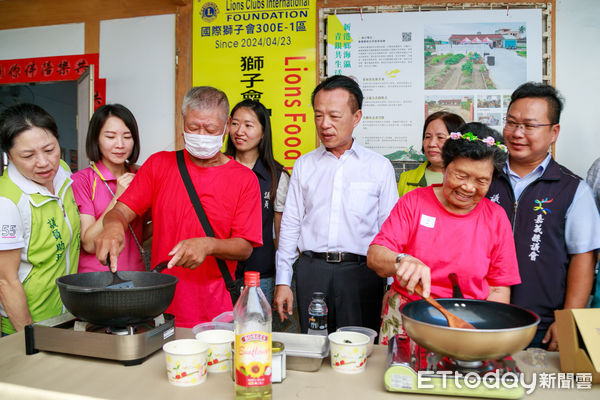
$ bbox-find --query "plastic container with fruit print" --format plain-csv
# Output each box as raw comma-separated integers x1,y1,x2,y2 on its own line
233,271,272,399
328,331,369,374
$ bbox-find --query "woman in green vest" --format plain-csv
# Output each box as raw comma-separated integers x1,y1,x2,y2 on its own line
0,104,80,335
397,111,465,196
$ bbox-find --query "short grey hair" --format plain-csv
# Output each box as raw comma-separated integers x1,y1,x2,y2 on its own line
181,86,229,122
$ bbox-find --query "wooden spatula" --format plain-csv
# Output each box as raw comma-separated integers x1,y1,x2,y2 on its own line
413,283,475,329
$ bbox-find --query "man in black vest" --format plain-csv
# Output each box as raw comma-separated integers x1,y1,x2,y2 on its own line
486,82,600,351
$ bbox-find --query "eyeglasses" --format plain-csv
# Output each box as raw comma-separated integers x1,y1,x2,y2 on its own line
503,118,556,133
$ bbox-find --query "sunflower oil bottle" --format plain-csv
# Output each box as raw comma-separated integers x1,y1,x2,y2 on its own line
233,271,272,399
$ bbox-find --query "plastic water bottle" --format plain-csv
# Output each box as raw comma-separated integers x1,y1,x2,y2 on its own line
307,292,328,336
233,271,272,399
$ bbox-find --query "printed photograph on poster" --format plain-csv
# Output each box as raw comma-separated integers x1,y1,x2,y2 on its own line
424,22,527,90
477,95,502,108
425,94,474,123
477,111,503,130
326,8,542,160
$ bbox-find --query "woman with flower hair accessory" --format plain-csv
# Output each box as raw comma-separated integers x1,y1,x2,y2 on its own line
397,111,465,197
367,122,520,345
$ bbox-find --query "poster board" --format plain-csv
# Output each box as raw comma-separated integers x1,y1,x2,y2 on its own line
319,2,553,163
192,0,317,171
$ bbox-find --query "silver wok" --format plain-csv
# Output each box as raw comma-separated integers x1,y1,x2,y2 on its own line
400,298,540,361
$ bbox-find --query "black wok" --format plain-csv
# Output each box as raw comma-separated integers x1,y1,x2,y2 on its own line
56,266,178,327
400,299,539,361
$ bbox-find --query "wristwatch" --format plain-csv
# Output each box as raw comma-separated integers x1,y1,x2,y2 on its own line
394,253,409,271
395,253,409,264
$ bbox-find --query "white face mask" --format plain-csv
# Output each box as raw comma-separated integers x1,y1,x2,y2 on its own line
183,125,226,159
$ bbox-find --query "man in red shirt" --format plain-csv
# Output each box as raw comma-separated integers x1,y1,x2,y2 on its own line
95,86,263,327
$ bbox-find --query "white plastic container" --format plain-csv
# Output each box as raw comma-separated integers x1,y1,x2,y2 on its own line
163,339,208,386
192,321,234,335
195,329,235,373
328,331,369,374
336,326,377,357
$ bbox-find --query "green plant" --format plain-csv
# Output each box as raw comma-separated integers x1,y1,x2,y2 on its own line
425,76,438,88
445,53,465,65
430,54,448,64
461,60,473,76
384,145,426,162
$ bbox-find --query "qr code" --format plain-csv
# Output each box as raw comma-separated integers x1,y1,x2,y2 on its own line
402,32,412,42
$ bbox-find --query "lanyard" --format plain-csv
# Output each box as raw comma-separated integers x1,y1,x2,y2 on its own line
90,162,148,270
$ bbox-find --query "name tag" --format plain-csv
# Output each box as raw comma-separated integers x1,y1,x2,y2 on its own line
420,214,436,228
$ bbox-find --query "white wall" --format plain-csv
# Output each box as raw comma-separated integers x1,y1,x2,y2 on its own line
0,15,175,165
100,14,175,162
555,0,600,178
0,23,84,59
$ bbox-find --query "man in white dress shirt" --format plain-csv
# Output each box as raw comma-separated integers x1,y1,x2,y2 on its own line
274,75,399,334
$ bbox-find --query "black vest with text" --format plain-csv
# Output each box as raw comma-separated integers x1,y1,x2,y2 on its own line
486,158,581,330
235,158,279,280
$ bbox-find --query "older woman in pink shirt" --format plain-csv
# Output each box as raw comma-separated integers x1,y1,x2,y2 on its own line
368,122,520,345
71,104,150,272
